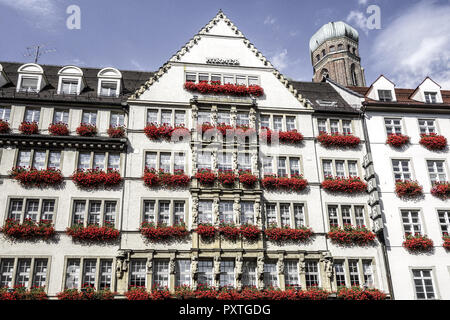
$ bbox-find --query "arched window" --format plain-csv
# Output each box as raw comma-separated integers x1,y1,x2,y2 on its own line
337,44,344,51
329,46,335,53
316,54,320,62
320,68,329,80
351,64,358,86
322,49,326,57
352,47,357,55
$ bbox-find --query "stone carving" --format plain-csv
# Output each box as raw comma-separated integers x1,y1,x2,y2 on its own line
212,151,218,173
255,201,261,226
213,198,220,226
230,107,237,127
277,259,285,275
232,151,238,174
190,256,198,280
257,256,264,279
299,257,306,274
169,259,176,274
211,105,218,125
191,149,198,175
233,198,241,225
251,152,258,173
146,259,153,273
191,197,199,225
214,255,221,276
249,108,256,128
235,256,243,280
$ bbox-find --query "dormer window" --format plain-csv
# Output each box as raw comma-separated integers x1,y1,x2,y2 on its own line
19,76,39,92
61,78,79,95
97,68,121,97
57,66,84,95
424,92,437,104
16,64,45,93
100,81,118,97
378,90,393,102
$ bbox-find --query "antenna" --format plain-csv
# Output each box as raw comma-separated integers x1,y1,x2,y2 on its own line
23,44,56,63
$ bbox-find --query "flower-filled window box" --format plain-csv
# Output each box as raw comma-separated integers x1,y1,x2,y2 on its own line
125,287,151,300
195,224,217,240
261,174,308,192
1,218,55,240
217,123,234,136
238,170,258,188
0,286,48,300
235,125,256,138
321,176,367,193
431,182,450,200
317,132,361,148
19,121,39,135
139,222,188,241
336,287,387,300
419,133,447,151
260,129,304,145
76,123,97,137
218,223,241,241
144,123,172,140
194,168,216,186
48,122,69,136
327,225,376,246
395,180,423,198
265,225,313,242
56,286,116,300
107,125,125,138
10,167,64,187
200,122,215,134
184,81,264,97
386,133,410,148
142,168,191,189
239,224,261,241
443,235,450,250
403,234,434,252
217,170,236,187
0,119,10,134
66,224,120,242
71,168,123,189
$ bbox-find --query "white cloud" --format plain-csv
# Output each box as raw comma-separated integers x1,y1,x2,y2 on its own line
346,10,369,35
358,0,368,5
270,49,288,71
264,15,276,25
0,0,62,29
369,0,450,89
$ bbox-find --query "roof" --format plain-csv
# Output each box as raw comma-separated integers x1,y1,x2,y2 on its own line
0,61,154,104
309,21,359,53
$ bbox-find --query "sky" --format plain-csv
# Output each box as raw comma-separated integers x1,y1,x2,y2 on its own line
0,0,449,89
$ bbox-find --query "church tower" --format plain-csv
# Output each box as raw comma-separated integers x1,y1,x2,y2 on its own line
310,21,366,86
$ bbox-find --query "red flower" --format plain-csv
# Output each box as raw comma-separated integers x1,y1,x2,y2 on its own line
218,223,241,241
419,133,447,151
0,218,55,240
395,180,423,198
0,286,48,300
337,287,387,300
386,133,410,147
443,235,450,250
125,287,151,300
195,224,217,239
265,225,313,242
140,222,188,241
76,123,97,137
48,122,69,136
403,234,434,252
184,81,264,97
218,170,236,187
430,182,450,199
262,174,308,192
260,129,304,145
328,224,376,246
0,119,10,134
321,176,367,193
143,168,190,189
194,168,216,186
10,166,63,187
107,125,125,138
238,170,258,188
19,121,39,135
317,132,361,148
239,224,261,240
66,224,120,242
71,168,123,189
57,286,116,300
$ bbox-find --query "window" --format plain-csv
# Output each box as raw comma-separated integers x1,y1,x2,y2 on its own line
197,151,212,170
337,44,344,51
198,201,213,224
427,160,447,184
329,46,335,52
392,159,412,181
385,118,402,135
99,81,118,97
260,114,297,131
265,203,277,226
8,198,56,223
240,202,254,225
401,210,421,236
218,152,232,171
438,210,450,236
317,119,353,134
17,150,61,170
197,111,210,125
219,201,233,224
293,204,305,228
263,262,278,288
220,260,235,288
236,76,246,86
318,119,327,133
328,205,366,228
284,261,299,287
143,200,156,223
348,260,360,286
176,260,191,287
83,259,97,287
286,117,296,131
142,200,185,226
15,259,31,287
99,260,113,289
65,259,80,289
248,77,258,86
71,199,118,227
211,74,221,83
330,120,339,133
260,115,270,129
185,73,196,83
217,112,230,125
199,73,209,82
82,111,97,125
273,116,283,131
242,260,257,287
412,269,436,299
110,113,124,127
175,111,186,126
19,76,39,92
53,110,69,124
424,92,437,104
61,79,79,95
129,259,146,287
266,203,306,228
174,201,185,225
277,157,287,177
333,259,375,289
322,159,359,178
158,201,170,225
237,153,251,172
342,120,352,134
78,152,120,171
334,262,346,287
223,75,235,84
0,258,14,288
33,259,48,288
237,113,249,127
24,108,40,123
147,109,158,124
418,119,436,135
264,156,302,178
262,157,273,175
161,110,172,125
154,260,169,288
280,204,290,227
362,261,374,288
378,90,393,102
305,261,320,287
0,107,10,121
0,258,49,289
198,260,213,287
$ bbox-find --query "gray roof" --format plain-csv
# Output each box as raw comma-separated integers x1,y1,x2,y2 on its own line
309,21,359,53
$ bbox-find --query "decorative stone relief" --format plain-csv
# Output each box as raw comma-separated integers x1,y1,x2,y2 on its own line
211,105,218,126
249,107,256,128
213,198,220,226
277,257,285,275
169,258,176,274
233,198,241,225
255,200,262,227
191,148,198,175
257,256,265,290
230,106,237,127
212,150,218,173
191,196,199,227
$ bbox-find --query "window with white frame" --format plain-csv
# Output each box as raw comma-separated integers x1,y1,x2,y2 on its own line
8,198,56,223
384,118,402,135
392,159,412,181
65,259,80,289
174,111,186,126
334,261,346,287
242,260,257,288
197,260,213,287
81,111,97,125
263,261,278,288
78,151,120,171
317,118,353,134
129,259,146,287
145,151,185,172
265,203,306,228
158,201,170,225
99,81,118,97
142,199,185,226
412,269,436,299
219,260,235,288
362,260,374,288
240,202,254,225
219,201,234,224
265,203,277,226
175,260,191,287
293,204,305,228
424,92,437,104
197,111,210,125
19,76,39,92
17,149,61,169
438,210,450,236
305,261,320,287
237,153,251,172
153,260,169,289
0,107,10,121
264,156,302,177
279,204,291,227
60,78,79,95
197,151,212,170
401,210,422,236
284,261,299,287
218,152,232,171
260,114,298,131
185,73,196,83
328,205,366,228
185,72,259,86
147,108,186,126
71,199,117,227
0,257,49,289
427,160,447,184
348,260,360,286
53,109,69,124
110,112,124,127
418,119,436,135
236,113,249,127
378,90,393,102
198,200,213,224
322,159,359,178
217,112,230,125
24,108,40,123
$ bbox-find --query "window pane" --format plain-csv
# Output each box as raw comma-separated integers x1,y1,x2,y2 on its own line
108,153,120,170
104,201,116,226
198,260,213,287
273,116,283,131
110,113,124,126
16,259,32,287
284,261,299,287
240,202,254,225
82,259,97,287
219,201,234,224
78,152,91,170
32,151,46,170
65,259,80,289
266,203,277,226
264,262,278,288
53,110,69,124
277,157,287,177
242,261,257,287
293,204,305,228
174,111,185,126
174,201,185,225
175,260,191,287
198,201,213,224
0,107,11,121
25,109,40,123
82,112,96,125
48,151,61,169
25,199,39,222
161,110,172,125
280,204,290,227
158,201,170,225
305,261,319,287
145,152,157,170
160,153,171,172
147,110,158,124
88,201,101,225
0,259,14,288
99,260,112,289
286,117,296,131
174,153,185,172
20,77,38,92
289,158,300,176
219,260,235,288
154,260,169,289
143,200,156,223
32,259,48,288
73,201,86,225
41,200,55,222
100,81,117,97
17,150,31,168
9,199,23,221
93,153,105,170
129,259,146,287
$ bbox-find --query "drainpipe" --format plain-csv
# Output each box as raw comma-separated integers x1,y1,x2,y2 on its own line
360,103,395,300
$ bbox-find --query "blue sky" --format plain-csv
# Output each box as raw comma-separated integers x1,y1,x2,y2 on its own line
0,0,449,88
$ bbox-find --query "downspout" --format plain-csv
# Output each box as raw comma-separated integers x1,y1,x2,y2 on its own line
360,103,395,300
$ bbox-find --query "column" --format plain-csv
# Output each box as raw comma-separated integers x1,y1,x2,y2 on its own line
277,253,285,290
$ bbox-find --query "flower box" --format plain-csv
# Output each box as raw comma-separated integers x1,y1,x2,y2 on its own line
419,133,447,150
144,123,172,140
71,168,123,189
195,224,217,240
107,125,125,138
56,286,116,300
235,125,256,138
1,218,55,240
327,225,376,246
317,132,361,148
19,121,38,135
159,170,191,188
336,287,387,300
443,235,450,250
238,170,258,188
76,123,97,137
125,287,151,300
261,174,308,192
403,234,434,252
239,224,261,241
265,225,313,242
139,222,188,241
66,224,120,242
260,129,304,145
194,168,216,186
217,123,234,136
184,81,264,97
395,180,423,198
218,223,241,241
386,133,410,147
321,176,367,193
0,119,10,133
430,182,450,199
0,286,48,300
48,122,69,136
218,170,236,187
10,167,64,187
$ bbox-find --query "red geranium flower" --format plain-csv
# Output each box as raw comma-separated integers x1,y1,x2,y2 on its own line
0,119,10,134
317,132,361,148
184,81,264,97
386,133,410,147
107,125,125,138
76,123,97,137
419,133,447,151
48,122,69,136
66,224,120,242
19,121,39,135
395,180,423,198
321,176,367,193
10,166,63,187
403,233,434,252
328,224,376,246
430,182,450,200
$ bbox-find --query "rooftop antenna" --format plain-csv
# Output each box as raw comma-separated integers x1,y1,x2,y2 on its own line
24,44,56,63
